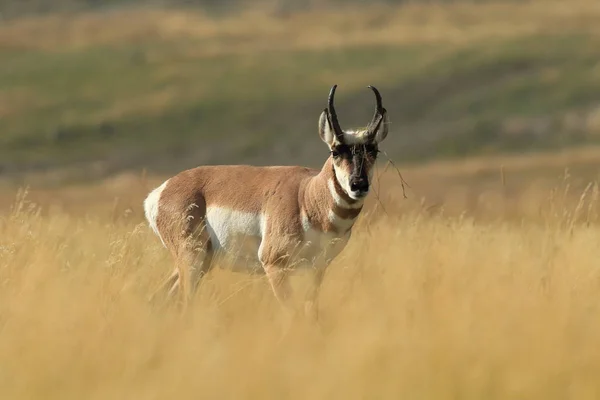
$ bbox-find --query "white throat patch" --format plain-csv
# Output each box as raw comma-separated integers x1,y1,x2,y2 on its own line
327,179,362,209
332,163,367,201
332,163,353,199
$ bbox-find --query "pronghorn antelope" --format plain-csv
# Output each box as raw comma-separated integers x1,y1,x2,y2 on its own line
144,85,389,317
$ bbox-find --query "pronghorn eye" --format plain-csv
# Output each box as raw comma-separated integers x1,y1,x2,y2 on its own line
365,145,379,157
331,145,350,159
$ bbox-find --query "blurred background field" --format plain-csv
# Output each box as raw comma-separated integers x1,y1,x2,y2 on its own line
1,0,600,187
3,0,600,398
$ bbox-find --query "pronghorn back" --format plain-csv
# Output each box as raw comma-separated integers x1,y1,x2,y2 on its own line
144,161,357,269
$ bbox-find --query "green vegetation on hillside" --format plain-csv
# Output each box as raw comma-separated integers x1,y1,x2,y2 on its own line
1,2,600,183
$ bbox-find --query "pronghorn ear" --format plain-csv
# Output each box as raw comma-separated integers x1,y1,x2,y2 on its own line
318,109,339,147
372,111,390,144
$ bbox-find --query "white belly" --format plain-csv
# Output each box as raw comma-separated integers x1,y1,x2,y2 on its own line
205,207,263,272
204,207,351,274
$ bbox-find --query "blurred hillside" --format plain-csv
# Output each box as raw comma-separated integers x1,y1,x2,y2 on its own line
1,0,600,186
0,0,509,18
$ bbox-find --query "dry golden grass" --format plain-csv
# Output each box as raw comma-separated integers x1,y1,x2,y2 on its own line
9,144,600,221
2,160,600,398
1,0,600,53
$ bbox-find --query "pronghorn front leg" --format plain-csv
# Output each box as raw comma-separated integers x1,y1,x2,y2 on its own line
263,263,294,313
304,265,328,321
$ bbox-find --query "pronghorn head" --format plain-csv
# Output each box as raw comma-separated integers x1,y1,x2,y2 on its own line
318,84,389,200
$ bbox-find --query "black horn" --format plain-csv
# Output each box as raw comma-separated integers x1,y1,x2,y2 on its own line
327,85,345,142
369,85,383,111
366,85,386,139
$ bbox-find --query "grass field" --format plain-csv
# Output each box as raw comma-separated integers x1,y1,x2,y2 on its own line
4,1,600,397
3,147,600,399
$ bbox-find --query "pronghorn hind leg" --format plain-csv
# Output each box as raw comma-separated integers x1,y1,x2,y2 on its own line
148,266,179,305
172,235,213,309
191,247,214,293
150,197,213,308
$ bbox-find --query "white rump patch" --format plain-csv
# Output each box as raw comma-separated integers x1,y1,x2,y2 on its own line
143,179,170,247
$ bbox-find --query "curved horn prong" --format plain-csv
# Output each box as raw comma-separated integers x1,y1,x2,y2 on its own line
327,84,344,142
368,85,383,112
366,85,387,139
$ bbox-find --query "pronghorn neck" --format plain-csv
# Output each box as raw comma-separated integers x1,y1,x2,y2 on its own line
301,157,364,234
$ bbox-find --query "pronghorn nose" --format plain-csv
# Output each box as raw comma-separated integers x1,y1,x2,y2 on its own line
350,178,369,193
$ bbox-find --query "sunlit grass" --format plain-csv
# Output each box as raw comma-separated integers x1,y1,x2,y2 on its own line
2,174,600,399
